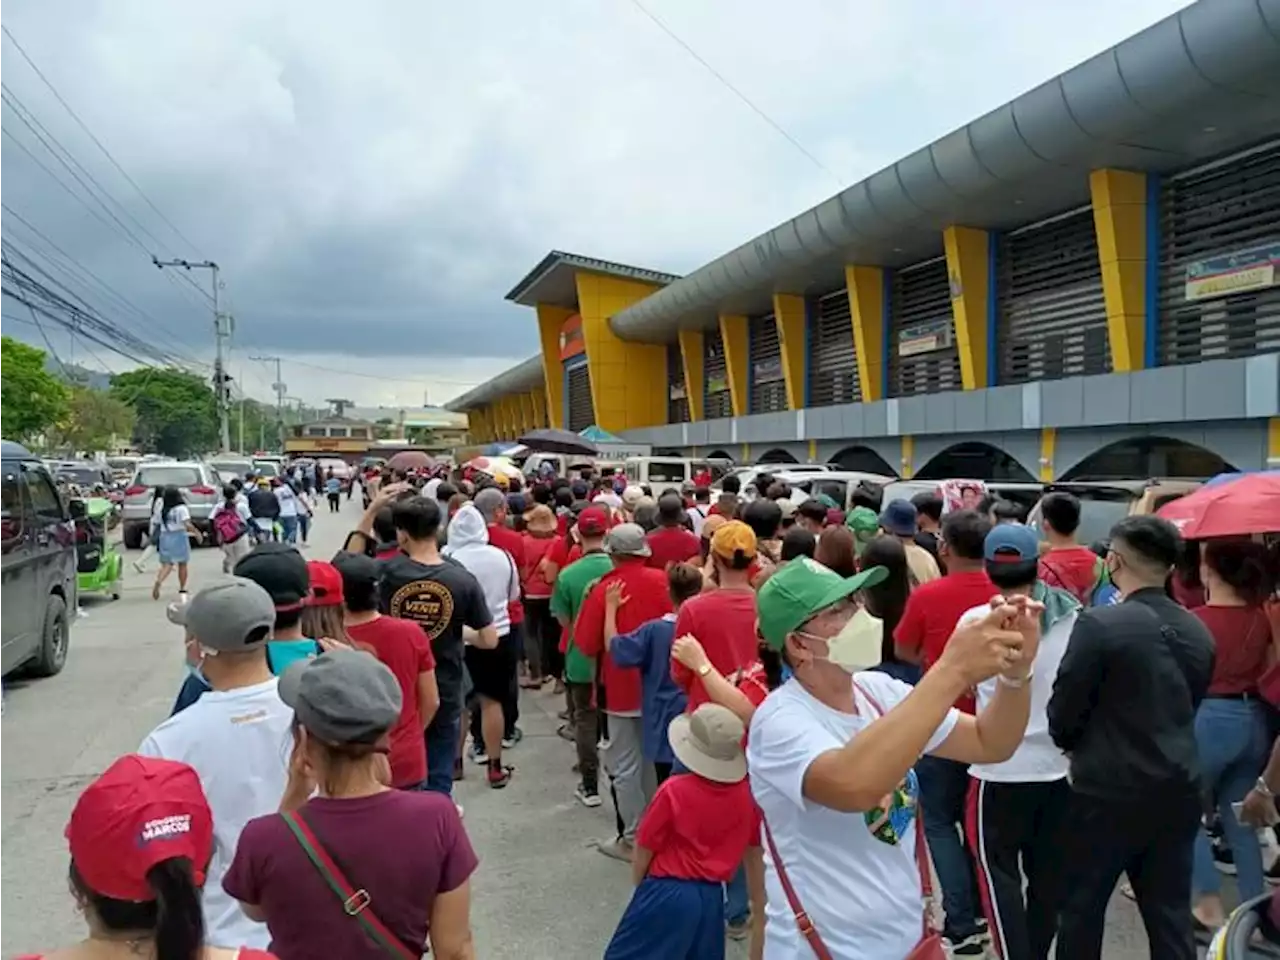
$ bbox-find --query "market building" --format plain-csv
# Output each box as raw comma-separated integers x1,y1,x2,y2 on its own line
447,0,1280,482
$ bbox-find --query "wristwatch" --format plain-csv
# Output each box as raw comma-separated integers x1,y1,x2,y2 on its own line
697,663,712,677
1256,777,1275,799
997,669,1034,689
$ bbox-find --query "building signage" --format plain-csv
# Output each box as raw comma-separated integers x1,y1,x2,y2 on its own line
1184,243,1280,302
706,374,729,394
669,382,686,401
559,313,585,360
753,357,784,383
898,318,953,357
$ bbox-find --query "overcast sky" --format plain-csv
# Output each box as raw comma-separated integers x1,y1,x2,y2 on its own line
1,0,1189,407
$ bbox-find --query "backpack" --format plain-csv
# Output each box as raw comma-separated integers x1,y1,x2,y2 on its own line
1040,554,1109,607
213,507,247,544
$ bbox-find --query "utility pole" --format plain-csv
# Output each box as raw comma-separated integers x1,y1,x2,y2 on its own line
154,258,230,452
250,355,286,453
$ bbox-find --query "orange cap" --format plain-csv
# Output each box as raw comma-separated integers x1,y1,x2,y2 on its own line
710,520,757,561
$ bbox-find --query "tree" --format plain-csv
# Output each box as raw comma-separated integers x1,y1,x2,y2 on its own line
1,336,69,444
374,417,395,441
110,367,218,457
50,386,137,454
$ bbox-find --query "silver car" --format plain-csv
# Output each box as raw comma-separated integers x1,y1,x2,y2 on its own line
120,461,220,549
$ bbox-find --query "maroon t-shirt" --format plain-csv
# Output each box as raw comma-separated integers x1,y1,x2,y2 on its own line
224,791,477,960
345,617,435,788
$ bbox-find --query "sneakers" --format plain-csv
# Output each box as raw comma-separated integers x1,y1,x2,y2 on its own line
556,723,575,742
575,783,602,807
726,919,751,941
594,837,634,862
502,727,524,749
1213,841,1238,876
454,802,465,819
944,930,988,957
468,743,489,765
487,763,513,789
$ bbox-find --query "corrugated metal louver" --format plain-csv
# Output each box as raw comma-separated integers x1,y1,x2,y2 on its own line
667,341,689,424
703,328,733,419
749,314,788,414
1158,141,1280,366
997,208,1110,384
809,290,861,406
566,362,593,433
890,259,961,396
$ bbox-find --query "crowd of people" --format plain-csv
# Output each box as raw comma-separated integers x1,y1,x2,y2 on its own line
26,459,1280,960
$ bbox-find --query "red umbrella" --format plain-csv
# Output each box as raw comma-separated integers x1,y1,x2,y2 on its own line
1156,472,1280,538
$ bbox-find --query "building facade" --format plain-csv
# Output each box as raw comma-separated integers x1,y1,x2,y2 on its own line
448,0,1280,482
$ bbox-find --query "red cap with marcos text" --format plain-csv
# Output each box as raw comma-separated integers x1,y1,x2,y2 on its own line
67,755,214,902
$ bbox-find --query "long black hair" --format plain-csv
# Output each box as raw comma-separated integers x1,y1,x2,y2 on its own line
72,858,204,960
860,535,911,665
161,485,185,525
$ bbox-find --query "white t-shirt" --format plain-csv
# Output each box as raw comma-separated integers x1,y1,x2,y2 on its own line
157,504,191,533
689,503,710,537
274,485,299,517
138,678,293,950
961,602,1074,783
747,672,960,960
446,545,518,635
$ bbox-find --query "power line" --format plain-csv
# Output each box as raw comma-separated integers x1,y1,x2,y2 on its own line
1,24,205,255
282,356,485,386
1,91,214,306
625,0,841,185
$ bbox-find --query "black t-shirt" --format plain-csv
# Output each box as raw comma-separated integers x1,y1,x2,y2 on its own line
378,554,491,716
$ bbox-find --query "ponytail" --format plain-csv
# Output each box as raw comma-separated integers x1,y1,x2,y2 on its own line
70,858,204,960
147,858,205,960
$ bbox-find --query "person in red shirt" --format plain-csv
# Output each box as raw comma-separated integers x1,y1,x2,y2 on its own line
1036,491,1107,605
893,507,994,952
647,494,701,571
521,504,561,689
575,522,673,860
333,551,439,790
604,703,759,960
672,521,759,710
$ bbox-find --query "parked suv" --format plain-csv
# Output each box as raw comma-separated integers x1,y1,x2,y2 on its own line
120,460,220,549
2,440,77,677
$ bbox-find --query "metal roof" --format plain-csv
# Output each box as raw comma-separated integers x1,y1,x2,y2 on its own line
445,354,544,411
505,250,681,308
610,0,1280,340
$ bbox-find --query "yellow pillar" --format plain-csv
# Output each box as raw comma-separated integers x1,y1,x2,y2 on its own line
535,303,574,429
1039,427,1057,483
516,393,534,436
943,225,993,391
501,396,518,439
474,408,490,443
900,434,915,479
845,265,887,402
719,314,749,418
678,329,705,422
773,294,808,410
528,389,546,429
574,273,666,433
1090,168,1149,372
1268,417,1280,468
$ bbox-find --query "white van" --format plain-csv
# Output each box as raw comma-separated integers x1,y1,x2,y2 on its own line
523,453,597,479
623,457,729,498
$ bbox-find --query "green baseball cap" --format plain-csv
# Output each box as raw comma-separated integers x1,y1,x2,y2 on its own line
845,505,880,557
758,557,889,650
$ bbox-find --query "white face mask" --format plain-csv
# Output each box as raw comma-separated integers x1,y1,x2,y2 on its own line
820,607,885,674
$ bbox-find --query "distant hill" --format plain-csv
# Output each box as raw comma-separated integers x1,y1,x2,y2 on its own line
44,356,112,391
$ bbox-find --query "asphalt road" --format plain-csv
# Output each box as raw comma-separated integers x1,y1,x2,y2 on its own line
0,492,1236,958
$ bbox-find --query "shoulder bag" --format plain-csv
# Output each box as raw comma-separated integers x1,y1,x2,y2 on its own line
760,681,945,960
279,810,421,959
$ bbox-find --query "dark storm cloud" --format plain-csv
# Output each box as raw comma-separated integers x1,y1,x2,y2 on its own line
2,0,1188,403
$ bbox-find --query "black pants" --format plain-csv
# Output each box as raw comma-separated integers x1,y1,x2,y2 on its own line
1057,789,1200,960
468,631,519,742
567,681,599,790
327,493,340,512
968,778,1070,960
654,761,673,785
523,597,561,680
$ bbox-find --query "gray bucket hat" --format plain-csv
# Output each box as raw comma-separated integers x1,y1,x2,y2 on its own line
667,704,747,784
279,649,402,745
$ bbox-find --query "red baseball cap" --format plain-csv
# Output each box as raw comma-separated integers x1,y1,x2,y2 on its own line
577,506,609,536
68,755,213,902
307,560,344,607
